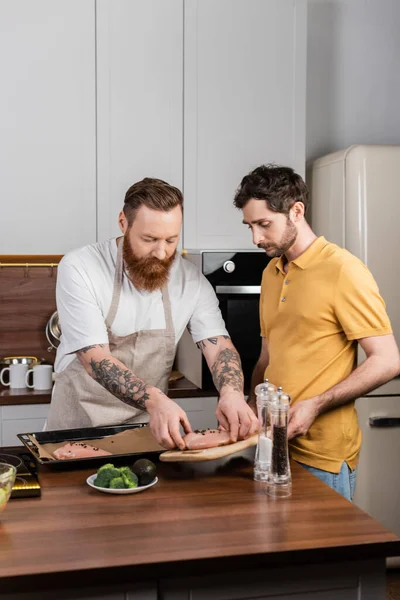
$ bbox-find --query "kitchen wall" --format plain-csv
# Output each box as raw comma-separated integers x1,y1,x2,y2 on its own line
306,0,400,164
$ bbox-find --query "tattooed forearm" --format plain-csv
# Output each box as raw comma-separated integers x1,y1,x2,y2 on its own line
211,348,244,393
89,358,150,411
196,335,230,351
78,344,106,354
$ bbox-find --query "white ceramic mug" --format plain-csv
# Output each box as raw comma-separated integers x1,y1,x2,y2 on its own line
0,364,28,389
25,365,53,390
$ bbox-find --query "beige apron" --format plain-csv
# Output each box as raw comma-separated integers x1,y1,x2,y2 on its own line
47,240,175,430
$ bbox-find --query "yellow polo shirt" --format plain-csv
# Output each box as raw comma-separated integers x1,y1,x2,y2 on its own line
260,236,392,473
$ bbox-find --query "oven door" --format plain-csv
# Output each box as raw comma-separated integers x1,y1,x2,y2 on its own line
202,286,261,394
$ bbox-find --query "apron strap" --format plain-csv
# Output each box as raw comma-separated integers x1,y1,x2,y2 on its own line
161,284,174,335
105,238,124,329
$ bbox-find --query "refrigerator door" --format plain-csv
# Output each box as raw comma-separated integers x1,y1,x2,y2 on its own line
311,147,400,564
354,396,400,539
311,144,400,396
310,147,348,248
344,145,400,361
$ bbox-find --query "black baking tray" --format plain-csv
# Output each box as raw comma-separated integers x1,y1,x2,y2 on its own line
17,423,163,468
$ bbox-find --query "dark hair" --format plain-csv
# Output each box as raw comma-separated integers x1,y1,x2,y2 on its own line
123,177,183,225
233,164,309,215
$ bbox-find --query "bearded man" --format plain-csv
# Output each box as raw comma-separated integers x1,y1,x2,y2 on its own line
47,178,257,449
233,164,400,500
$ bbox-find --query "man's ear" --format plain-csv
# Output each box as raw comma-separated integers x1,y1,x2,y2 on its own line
118,211,128,234
290,201,305,222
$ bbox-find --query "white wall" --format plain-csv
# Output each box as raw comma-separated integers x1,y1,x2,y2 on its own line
306,0,400,163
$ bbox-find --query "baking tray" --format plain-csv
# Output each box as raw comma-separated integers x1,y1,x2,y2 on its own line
17,423,164,468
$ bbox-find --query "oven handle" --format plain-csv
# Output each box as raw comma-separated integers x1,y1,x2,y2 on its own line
215,285,261,295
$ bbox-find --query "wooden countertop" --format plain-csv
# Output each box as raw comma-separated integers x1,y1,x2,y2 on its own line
0,447,399,593
0,376,217,405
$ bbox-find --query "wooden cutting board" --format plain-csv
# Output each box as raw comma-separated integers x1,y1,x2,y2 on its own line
159,433,258,462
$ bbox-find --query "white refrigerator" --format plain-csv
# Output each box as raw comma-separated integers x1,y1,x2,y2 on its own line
310,145,400,550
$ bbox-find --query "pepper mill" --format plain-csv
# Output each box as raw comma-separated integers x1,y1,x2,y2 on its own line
266,391,292,497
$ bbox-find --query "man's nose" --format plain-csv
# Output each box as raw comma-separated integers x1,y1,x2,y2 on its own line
252,230,263,246
153,244,167,260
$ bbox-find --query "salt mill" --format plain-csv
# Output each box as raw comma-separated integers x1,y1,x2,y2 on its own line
253,379,277,482
267,390,292,497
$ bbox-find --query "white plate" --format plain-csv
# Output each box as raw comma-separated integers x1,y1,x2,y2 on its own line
86,474,158,495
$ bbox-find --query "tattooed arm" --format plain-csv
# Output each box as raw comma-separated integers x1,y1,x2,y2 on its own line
197,336,258,441
76,344,191,449
197,336,244,392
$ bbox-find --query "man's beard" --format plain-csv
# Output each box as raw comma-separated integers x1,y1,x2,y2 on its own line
122,236,176,292
258,217,297,257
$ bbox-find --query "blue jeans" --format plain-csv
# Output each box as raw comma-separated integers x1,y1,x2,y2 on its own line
297,461,357,501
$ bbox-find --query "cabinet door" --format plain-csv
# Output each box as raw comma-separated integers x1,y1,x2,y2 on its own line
174,396,218,430
1,404,49,446
96,0,183,241
0,0,96,253
183,0,307,250
354,396,400,538
1,418,47,447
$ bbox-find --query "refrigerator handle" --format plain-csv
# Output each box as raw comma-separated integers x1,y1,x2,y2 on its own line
369,416,400,428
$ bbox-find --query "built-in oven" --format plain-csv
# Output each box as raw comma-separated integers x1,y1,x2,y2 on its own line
176,250,270,394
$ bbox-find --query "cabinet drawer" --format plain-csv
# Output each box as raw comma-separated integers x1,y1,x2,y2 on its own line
1,404,50,421
2,418,47,446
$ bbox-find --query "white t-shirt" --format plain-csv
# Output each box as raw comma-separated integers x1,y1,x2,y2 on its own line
55,238,228,372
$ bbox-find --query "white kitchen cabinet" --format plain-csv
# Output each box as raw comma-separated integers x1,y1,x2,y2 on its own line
0,404,49,447
0,0,306,254
354,396,400,538
174,396,218,430
0,0,97,254
96,0,183,242
183,0,307,250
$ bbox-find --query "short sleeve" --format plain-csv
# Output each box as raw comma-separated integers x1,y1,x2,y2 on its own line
187,274,229,343
334,259,392,341
56,257,109,354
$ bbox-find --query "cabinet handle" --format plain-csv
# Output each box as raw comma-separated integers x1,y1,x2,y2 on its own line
369,416,400,428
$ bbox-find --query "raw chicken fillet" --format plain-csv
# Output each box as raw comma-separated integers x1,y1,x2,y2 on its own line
53,442,112,460
183,429,232,450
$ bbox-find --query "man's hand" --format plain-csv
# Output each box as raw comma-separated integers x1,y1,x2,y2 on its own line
216,391,259,442
247,399,257,416
146,389,192,450
287,397,319,440
196,336,257,441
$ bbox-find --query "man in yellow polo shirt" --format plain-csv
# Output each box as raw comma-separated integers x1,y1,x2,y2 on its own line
233,164,400,500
